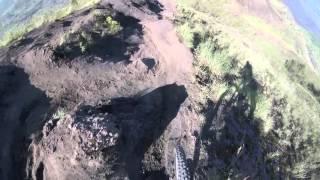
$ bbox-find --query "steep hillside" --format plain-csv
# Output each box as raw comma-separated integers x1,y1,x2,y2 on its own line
1,0,320,179
177,0,320,178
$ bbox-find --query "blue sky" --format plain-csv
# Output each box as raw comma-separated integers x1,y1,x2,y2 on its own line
0,0,13,15
284,0,320,38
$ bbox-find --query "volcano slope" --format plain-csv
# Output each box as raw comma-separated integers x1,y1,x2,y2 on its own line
2,0,320,180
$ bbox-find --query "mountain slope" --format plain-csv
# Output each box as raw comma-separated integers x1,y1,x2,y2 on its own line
177,0,320,178
1,0,320,179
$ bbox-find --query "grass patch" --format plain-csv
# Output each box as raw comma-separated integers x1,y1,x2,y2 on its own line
52,109,66,120
177,0,320,178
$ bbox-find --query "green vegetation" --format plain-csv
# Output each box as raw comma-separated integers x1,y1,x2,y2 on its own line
54,30,93,58
0,0,100,47
103,16,122,35
75,15,122,54
177,0,320,178
54,14,121,58
53,109,66,120
94,14,122,36
79,31,93,53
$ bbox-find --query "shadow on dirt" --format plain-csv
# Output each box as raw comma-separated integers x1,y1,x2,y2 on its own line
15,38,34,47
53,12,143,64
132,0,164,19
0,66,50,180
127,84,187,180
192,62,270,179
142,58,156,71
81,84,187,179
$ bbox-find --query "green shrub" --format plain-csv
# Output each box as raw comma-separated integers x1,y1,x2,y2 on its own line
93,14,122,36
104,16,122,35
53,109,66,120
79,31,92,53
79,41,87,53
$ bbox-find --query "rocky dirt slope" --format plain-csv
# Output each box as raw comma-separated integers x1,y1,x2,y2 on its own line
0,0,200,179
0,0,297,179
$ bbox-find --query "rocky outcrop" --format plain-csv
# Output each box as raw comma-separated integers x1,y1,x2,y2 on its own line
28,84,188,180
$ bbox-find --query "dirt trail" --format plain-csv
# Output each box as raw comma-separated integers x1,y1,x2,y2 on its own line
142,19,193,83
140,0,193,84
